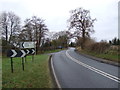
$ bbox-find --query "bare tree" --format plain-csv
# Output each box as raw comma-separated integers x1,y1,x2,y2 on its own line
68,8,96,49
50,30,71,48
8,12,21,43
0,12,9,44
31,16,48,52
21,18,34,41
19,16,48,53
0,11,21,45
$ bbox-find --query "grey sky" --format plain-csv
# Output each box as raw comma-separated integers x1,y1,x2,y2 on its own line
0,0,119,41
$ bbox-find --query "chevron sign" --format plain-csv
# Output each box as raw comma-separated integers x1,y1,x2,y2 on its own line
7,49,35,73
7,49,26,57
24,49,35,55
29,49,35,54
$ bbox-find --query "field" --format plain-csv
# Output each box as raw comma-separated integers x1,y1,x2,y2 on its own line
2,54,53,88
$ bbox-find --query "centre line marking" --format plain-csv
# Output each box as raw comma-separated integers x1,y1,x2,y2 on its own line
66,50,120,83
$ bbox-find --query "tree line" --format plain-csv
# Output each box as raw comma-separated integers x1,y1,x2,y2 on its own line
0,11,72,54
0,11,49,54
109,37,120,45
1,8,97,54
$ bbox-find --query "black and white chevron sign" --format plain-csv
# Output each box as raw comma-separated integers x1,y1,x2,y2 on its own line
24,49,35,55
7,49,26,57
29,49,35,54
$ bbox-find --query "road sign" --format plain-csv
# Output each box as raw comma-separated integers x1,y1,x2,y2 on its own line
31,49,35,54
20,42,35,48
7,49,26,57
24,49,35,55
7,49,35,73
26,49,30,54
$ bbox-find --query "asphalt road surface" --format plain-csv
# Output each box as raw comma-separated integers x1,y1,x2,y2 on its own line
51,48,120,88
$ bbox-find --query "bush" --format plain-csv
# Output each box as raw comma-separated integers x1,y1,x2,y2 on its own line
85,40,110,54
2,39,16,55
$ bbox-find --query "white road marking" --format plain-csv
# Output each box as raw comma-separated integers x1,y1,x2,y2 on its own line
11,50,17,57
66,50,120,83
51,57,62,88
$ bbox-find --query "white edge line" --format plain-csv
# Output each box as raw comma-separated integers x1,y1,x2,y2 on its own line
51,57,61,88
66,50,120,83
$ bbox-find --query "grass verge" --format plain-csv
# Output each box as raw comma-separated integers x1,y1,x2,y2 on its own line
76,48,119,63
2,54,53,88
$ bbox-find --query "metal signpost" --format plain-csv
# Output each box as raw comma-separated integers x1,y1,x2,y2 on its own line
24,49,35,62
7,42,36,73
20,42,36,61
7,49,26,73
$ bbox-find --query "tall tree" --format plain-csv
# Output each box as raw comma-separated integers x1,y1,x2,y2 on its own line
21,18,34,41
0,11,21,45
8,12,21,44
19,16,48,53
68,8,96,49
0,12,9,44
31,16,48,52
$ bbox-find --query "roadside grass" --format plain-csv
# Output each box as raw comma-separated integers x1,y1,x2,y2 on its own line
2,54,53,88
77,48,119,63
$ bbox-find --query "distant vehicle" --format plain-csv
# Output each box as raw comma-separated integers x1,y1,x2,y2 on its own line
58,46,63,49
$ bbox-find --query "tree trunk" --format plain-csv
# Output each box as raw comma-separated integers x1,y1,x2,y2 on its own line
9,22,13,44
5,25,8,45
81,29,85,49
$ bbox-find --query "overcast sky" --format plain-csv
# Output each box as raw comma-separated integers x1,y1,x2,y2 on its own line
0,0,119,41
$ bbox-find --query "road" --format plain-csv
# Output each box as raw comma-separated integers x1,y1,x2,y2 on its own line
51,48,120,88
